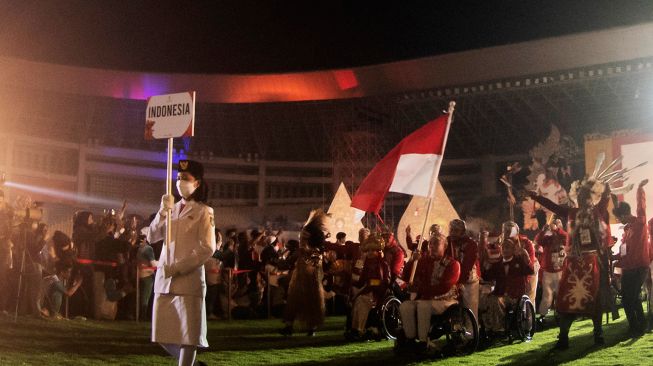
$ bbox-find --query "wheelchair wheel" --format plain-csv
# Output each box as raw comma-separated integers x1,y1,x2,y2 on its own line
440,305,479,355
380,296,402,340
517,296,536,341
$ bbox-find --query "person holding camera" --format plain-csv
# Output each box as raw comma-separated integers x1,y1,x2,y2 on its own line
148,160,215,366
43,259,83,319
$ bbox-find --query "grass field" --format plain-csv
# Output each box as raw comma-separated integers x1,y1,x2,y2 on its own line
0,307,652,366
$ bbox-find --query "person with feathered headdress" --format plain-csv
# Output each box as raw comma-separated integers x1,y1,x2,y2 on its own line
529,177,611,349
526,153,648,349
279,209,329,337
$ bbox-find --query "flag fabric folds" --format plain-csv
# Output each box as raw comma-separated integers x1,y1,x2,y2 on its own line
351,113,450,220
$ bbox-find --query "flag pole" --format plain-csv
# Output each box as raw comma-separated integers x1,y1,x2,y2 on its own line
165,137,173,266
409,101,456,285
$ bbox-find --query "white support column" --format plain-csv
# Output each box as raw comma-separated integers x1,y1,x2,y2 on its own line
77,145,88,195
258,160,267,208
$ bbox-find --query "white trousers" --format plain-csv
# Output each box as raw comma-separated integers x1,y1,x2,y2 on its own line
526,260,540,304
399,299,457,342
351,293,375,332
461,280,480,321
538,270,561,316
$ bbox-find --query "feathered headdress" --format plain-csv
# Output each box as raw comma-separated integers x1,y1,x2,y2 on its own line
361,232,386,252
300,209,330,249
568,152,647,206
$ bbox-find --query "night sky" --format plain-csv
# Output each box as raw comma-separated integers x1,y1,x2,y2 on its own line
0,0,652,74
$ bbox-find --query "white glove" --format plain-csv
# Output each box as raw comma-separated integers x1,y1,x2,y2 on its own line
159,194,174,216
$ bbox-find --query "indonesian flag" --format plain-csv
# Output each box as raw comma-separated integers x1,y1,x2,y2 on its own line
351,113,451,220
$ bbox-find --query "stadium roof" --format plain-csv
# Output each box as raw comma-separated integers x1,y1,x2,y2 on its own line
0,1,651,74
2,22,653,104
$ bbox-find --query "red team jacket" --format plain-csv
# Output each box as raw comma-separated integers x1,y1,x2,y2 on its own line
617,185,650,270
383,242,405,281
483,254,534,300
403,255,461,300
535,228,569,273
446,235,481,284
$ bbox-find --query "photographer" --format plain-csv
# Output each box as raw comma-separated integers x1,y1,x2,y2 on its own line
94,215,131,320
72,212,101,260
20,223,48,317
43,260,83,319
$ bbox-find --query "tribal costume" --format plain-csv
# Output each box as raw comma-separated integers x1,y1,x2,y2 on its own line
350,234,390,335
530,177,612,348
281,209,329,335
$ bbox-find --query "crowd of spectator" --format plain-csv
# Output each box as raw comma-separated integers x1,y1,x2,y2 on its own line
1,181,652,351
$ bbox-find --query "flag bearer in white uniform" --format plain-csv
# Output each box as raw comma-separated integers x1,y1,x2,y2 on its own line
148,160,216,366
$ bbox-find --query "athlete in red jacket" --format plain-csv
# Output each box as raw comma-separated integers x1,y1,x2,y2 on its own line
399,233,460,348
613,179,649,337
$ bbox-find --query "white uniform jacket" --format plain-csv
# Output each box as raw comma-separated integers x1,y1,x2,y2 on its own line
148,200,216,297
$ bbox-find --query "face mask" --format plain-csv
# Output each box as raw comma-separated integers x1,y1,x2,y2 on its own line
176,180,197,199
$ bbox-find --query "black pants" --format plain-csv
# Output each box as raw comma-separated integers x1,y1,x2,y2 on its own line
205,284,219,317
558,312,603,340
621,266,648,334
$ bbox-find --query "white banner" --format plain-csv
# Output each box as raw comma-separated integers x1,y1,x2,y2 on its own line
145,91,195,139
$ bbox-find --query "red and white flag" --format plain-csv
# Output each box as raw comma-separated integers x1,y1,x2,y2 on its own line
351,112,452,220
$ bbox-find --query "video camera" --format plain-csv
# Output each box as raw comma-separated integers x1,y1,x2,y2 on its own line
0,172,44,227
14,203,44,224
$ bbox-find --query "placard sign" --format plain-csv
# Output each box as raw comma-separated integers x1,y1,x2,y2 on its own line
145,91,195,139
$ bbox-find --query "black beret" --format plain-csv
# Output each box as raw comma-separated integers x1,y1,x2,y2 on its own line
177,159,204,179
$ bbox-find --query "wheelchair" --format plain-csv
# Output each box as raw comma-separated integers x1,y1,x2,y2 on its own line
505,295,536,343
345,289,403,341
394,302,479,357
480,294,536,344
379,295,403,340
426,303,479,356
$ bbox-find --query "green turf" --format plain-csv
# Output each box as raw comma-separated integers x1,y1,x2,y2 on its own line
0,307,652,366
